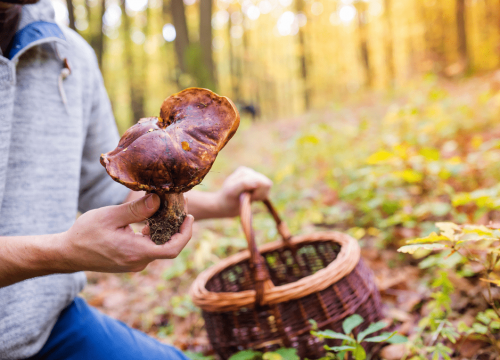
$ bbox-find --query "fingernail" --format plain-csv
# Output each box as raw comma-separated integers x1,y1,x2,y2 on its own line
145,194,154,210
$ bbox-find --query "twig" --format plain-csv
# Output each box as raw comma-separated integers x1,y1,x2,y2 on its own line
486,280,500,318
487,332,500,355
428,320,445,347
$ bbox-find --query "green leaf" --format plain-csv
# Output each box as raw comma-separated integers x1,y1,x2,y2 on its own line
172,306,191,318
367,150,394,164
343,314,364,335
457,321,472,333
313,330,354,343
297,134,320,145
262,352,282,360
452,192,472,207
462,225,496,238
308,319,318,331
491,321,500,330
184,351,216,360
397,243,447,254
431,343,452,360
420,148,440,161
477,312,491,325
484,309,499,320
229,350,263,360
441,327,459,343
393,169,423,183
386,334,408,344
472,323,489,334
431,202,451,217
324,345,356,352
405,232,450,244
364,331,396,343
353,344,366,360
357,321,389,342
435,222,460,240
273,348,299,360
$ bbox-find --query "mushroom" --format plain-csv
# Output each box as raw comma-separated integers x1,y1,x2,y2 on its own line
100,88,240,244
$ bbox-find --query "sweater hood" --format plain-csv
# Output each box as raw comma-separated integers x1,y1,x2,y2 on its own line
19,0,57,30
5,0,66,61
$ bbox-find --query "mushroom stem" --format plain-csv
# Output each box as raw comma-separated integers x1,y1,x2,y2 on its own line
147,192,186,245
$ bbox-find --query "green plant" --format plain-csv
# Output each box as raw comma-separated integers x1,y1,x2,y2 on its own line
405,272,459,360
184,351,216,360
399,223,500,358
311,315,407,360
228,348,300,360
458,309,500,354
398,222,500,315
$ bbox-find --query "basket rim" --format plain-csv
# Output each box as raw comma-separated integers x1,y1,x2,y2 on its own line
190,231,360,312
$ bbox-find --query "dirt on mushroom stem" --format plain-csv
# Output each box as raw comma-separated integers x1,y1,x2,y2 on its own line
147,192,186,245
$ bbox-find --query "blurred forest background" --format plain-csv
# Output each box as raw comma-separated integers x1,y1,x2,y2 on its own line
48,0,500,358
52,0,500,130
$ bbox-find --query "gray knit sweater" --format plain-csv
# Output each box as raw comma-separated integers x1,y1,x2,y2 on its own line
0,1,130,358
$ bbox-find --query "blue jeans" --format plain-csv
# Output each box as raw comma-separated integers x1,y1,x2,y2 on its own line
28,297,189,360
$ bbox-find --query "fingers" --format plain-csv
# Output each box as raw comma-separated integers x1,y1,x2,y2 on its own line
227,167,273,201
112,194,160,228
142,196,188,236
250,174,273,201
146,215,194,259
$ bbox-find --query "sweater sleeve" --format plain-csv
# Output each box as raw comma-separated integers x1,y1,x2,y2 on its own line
77,52,130,213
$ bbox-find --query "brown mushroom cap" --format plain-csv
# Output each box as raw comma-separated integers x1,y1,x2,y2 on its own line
100,88,240,193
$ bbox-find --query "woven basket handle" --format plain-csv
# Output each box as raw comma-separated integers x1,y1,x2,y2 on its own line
262,199,293,245
239,192,293,306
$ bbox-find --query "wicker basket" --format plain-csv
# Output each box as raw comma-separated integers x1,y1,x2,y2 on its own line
190,193,383,359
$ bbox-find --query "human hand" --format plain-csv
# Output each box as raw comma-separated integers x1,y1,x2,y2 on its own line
215,166,273,217
60,194,194,273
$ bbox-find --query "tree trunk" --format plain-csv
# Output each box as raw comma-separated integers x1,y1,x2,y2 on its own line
384,0,395,87
498,0,500,65
199,0,215,88
170,0,190,73
456,0,468,68
228,17,239,100
95,0,106,69
66,0,76,31
295,0,310,110
357,3,372,88
121,0,145,125
418,0,431,62
83,0,91,43
142,5,150,108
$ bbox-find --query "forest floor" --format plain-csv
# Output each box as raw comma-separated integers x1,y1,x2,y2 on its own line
82,73,500,360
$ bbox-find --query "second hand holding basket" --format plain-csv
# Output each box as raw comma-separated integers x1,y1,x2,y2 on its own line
190,192,383,359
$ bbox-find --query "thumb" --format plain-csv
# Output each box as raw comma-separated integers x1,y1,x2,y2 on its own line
113,194,160,227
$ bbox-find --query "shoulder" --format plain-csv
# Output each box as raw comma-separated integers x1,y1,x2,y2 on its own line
59,26,100,76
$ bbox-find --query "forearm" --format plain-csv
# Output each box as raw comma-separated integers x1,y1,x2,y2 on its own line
184,167,272,220
185,190,231,220
0,233,71,288
0,195,194,288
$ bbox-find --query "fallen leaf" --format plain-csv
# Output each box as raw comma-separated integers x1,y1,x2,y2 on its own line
459,339,489,357
380,344,407,360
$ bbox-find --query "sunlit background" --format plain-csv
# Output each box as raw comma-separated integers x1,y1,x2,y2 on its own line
51,1,500,356
51,0,499,131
